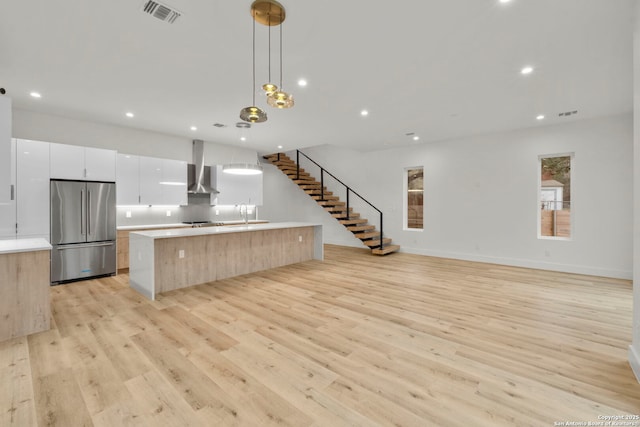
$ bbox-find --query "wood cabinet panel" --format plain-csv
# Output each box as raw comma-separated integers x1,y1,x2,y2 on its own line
0,250,50,342
152,226,316,294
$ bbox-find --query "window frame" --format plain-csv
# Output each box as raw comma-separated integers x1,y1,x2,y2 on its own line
537,152,574,241
404,166,424,232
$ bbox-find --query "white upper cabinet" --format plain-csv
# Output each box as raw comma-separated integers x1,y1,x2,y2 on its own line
0,96,12,202
117,154,188,206
0,139,16,239
212,165,263,206
160,159,188,206
116,153,140,205
85,147,116,181
16,139,50,240
139,156,163,206
50,143,116,181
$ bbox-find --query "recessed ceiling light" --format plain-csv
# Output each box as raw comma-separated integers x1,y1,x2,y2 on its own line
30,91,42,98
297,79,307,87
499,0,512,3
240,137,247,141
190,126,197,131
360,110,369,117
536,115,545,120
277,145,283,149
521,66,534,75
125,112,134,118
413,136,420,141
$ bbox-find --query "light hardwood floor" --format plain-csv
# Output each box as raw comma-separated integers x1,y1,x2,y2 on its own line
1,244,639,426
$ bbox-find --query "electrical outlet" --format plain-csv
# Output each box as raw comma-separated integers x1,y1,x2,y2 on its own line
126,211,132,218
166,210,171,217
215,209,219,215
298,235,302,242
247,208,253,215
179,250,185,259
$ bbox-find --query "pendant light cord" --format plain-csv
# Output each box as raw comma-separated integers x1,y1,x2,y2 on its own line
268,12,272,84
279,21,283,89
252,17,256,105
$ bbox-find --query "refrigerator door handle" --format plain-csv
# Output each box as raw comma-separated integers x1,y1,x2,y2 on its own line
55,241,115,250
80,188,85,236
87,189,92,237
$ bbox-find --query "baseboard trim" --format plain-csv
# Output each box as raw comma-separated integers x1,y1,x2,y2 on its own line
630,345,640,384
396,247,632,280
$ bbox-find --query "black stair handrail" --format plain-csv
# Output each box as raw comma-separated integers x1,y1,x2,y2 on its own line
278,151,384,249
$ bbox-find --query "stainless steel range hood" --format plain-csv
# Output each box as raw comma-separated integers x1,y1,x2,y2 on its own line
188,140,218,194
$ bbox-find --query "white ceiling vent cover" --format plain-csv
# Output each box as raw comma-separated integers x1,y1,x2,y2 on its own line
141,0,181,24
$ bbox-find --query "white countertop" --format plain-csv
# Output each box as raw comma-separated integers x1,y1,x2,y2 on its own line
117,220,268,231
0,238,52,254
117,223,192,231
130,222,320,239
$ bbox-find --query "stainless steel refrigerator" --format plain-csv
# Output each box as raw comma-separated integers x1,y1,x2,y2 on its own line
50,180,116,283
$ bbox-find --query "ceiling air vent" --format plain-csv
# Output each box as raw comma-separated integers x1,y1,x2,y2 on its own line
141,0,181,24
212,123,226,128
558,110,578,117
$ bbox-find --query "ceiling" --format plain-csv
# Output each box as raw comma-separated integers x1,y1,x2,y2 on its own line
0,0,634,153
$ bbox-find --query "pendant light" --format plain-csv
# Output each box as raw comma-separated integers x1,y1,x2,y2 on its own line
251,0,294,109
239,12,267,123
261,13,278,96
266,6,294,109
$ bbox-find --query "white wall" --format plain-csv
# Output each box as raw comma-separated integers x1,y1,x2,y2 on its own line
12,108,257,164
263,115,633,279
629,0,640,383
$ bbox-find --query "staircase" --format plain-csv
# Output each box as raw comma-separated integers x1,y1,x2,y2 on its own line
264,152,400,255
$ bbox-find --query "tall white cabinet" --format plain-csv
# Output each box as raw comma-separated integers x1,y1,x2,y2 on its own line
16,140,50,240
0,96,11,202
0,139,16,239
0,139,51,241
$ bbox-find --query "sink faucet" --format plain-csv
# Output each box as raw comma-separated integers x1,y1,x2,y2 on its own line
239,204,248,224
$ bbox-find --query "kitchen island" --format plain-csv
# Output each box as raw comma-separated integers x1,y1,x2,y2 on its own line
128,222,322,300
0,238,51,342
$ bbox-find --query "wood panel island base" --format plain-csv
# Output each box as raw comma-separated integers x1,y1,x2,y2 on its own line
129,222,323,300
0,238,51,342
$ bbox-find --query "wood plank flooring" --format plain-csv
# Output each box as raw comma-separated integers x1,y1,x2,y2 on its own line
1,244,639,426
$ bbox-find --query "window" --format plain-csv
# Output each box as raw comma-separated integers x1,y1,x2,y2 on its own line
406,167,423,230
539,154,572,238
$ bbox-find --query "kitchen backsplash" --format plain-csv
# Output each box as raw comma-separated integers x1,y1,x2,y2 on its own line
116,204,258,227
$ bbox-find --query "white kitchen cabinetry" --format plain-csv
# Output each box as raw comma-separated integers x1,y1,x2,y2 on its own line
0,139,16,239
16,139,50,240
0,96,12,202
212,165,263,206
161,159,188,206
50,143,116,181
139,157,163,205
85,147,116,181
116,154,140,205
117,155,187,206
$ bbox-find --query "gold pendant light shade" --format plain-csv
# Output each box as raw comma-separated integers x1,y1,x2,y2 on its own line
267,91,294,109
251,0,286,26
240,106,267,123
262,82,278,96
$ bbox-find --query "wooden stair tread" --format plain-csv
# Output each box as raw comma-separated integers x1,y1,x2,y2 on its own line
312,195,339,200
324,206,353,212
347,225,375,232
339,218,368,225
331,213,360,219
357,232,380,240
363,238,392,247
372,245,401,255
318,200,346,207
